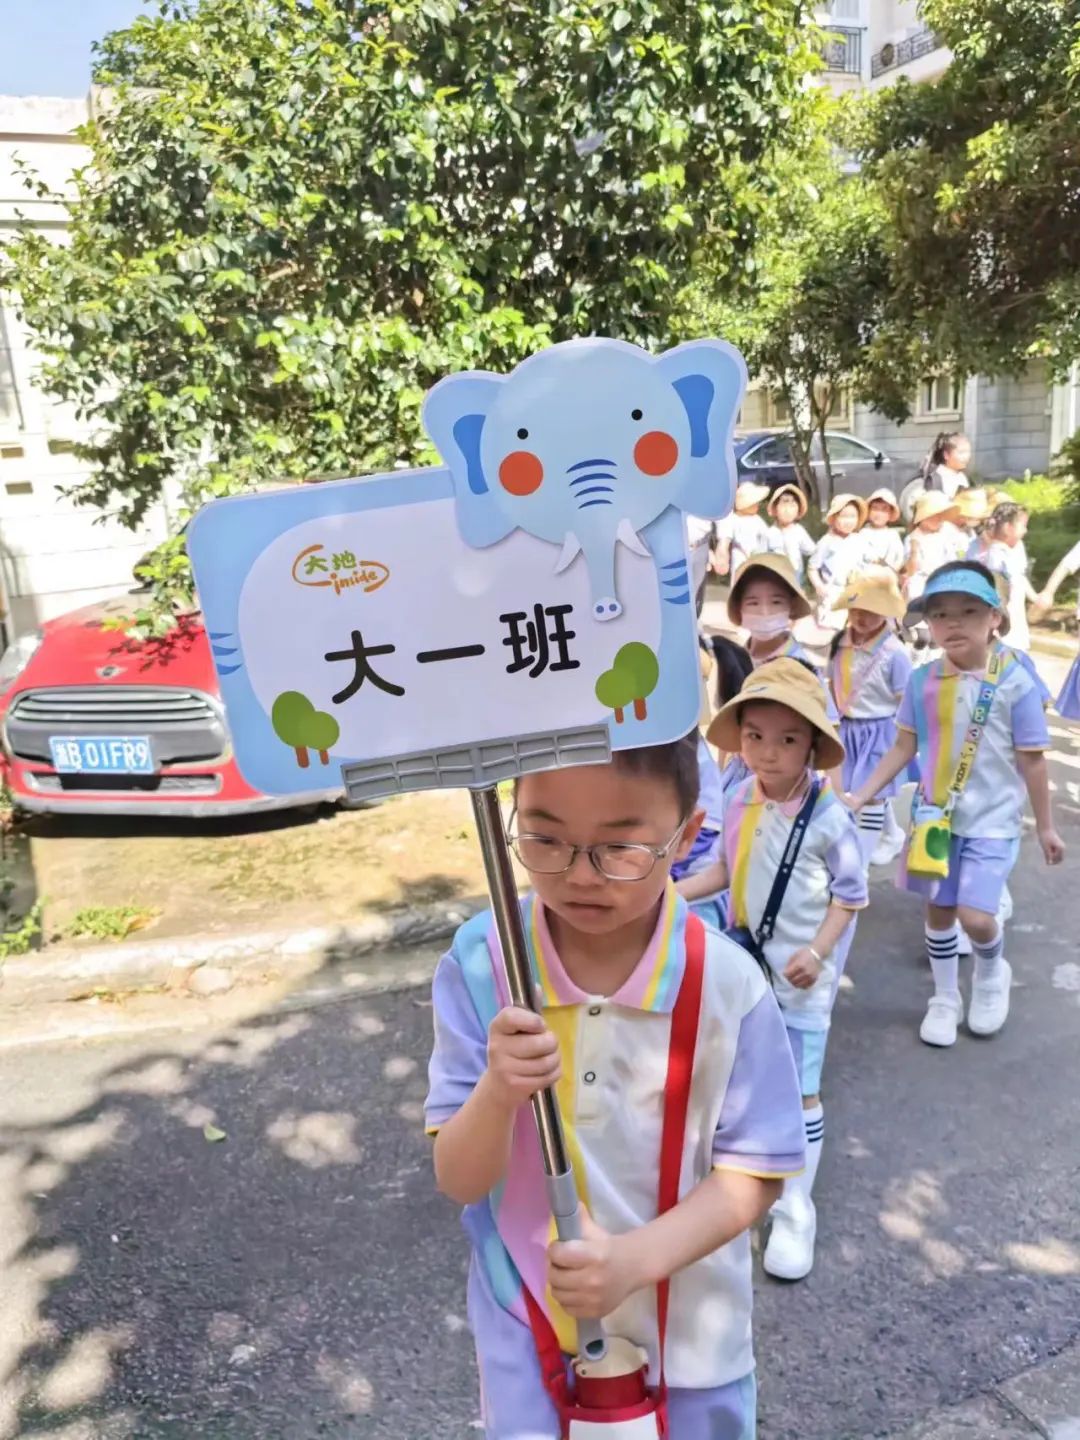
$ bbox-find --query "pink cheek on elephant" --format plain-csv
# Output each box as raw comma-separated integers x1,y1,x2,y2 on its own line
634,431,678,476
498,450,544,496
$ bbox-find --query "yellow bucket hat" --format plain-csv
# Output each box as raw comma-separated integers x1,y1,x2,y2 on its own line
766,484,808,520
867,487,901,523
706,657,846,771
734,480,771,512
955,488,993,523
831,571,906,619
910,491,962,528
727,551,813,626
825,493,868,528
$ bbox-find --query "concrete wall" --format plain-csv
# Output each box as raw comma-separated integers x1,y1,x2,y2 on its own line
973,366,1053,480
0,94,170,639
852,365,1054,483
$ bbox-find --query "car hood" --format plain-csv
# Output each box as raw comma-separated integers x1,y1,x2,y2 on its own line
16,597,219,695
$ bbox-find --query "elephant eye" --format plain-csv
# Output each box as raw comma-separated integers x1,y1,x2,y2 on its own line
631,408,643,421
517,427,529,440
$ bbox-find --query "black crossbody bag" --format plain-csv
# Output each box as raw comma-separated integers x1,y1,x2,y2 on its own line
724,778,822,980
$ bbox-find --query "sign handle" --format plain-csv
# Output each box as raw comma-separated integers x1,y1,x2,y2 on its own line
470,785,607,1363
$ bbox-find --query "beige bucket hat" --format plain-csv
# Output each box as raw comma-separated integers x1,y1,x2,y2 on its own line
766,484,808,520
866,487,901,523
831,571,906,619
706,657,846,772
825,493,868,528
727,552,813,626
910,491,962,528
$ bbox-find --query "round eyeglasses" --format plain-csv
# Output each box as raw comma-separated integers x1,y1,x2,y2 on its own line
506,814,687,883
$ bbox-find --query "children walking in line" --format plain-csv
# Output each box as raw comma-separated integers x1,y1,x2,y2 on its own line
716,481,772,577
826,574,912,868
708,658,867,1280
1032,537,1080,718
426,737,805,1438
849,562,1064,1048
859,488,904,575
765,484,816,583
808,494,867,627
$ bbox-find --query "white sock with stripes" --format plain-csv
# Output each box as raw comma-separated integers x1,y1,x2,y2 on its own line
926,923,960,999
972,921,1005,984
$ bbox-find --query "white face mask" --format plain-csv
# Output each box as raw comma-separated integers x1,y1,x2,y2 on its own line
743,611,792,638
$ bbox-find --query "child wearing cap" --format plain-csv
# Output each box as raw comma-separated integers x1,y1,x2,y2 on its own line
426,736,805,1438
715,482,771,578
849,561,1065,1048
826,574,913,868
705,658,867,1280
858,488,904,575
808,494,868,627
765,484,815,584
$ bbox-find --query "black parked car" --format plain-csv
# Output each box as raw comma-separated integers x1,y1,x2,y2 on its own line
734,430,902,510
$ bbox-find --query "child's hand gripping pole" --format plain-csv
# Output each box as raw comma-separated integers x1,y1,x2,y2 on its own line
471,786,607,1364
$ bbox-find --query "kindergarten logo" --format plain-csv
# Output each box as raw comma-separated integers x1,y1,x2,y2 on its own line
291,544,390,597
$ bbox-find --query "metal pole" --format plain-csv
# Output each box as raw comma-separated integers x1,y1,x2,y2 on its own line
470,785,606,1361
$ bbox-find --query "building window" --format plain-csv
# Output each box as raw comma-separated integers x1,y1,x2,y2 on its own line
916,374,962,419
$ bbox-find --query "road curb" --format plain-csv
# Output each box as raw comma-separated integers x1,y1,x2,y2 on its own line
0,895,485,1010
1031,627,1076,662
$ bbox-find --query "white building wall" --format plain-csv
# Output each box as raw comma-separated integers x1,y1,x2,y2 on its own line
0,95,169,639
973,367,1053,480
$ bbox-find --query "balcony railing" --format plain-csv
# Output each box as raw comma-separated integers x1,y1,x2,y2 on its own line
871,25,942,78
822,26,863,74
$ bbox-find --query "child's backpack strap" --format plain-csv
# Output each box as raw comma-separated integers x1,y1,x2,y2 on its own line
521,913,707,1436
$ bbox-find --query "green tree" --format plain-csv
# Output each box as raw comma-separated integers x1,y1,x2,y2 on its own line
683,98,917,496
857,0,1080,381
595,665,636,725
1,0,818,624
271,690,340,767
596,641,659,722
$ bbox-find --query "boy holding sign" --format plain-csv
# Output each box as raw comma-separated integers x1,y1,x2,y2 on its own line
425,734,805,1439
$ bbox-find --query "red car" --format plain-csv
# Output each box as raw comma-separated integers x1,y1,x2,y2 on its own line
0,596,340,817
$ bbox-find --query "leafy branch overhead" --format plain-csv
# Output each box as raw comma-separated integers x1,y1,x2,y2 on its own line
0,0,819,620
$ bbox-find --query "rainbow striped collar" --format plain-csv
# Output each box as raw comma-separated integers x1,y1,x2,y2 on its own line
524,884,687,1014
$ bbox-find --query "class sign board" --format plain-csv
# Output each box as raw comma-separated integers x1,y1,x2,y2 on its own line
187,337,746,797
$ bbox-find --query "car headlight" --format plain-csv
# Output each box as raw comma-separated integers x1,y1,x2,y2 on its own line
0,631,43,690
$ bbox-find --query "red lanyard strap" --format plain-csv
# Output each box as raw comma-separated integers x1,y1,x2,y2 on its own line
522,913,706,1420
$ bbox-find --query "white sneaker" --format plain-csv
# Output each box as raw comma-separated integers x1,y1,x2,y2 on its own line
920,993,963,1047
956,926,973,957
968,959,1012,1036
871,828,905,867
763,1203,817,1281
997,885,1014,925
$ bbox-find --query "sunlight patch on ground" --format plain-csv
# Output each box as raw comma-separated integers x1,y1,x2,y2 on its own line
266,1110,362,1167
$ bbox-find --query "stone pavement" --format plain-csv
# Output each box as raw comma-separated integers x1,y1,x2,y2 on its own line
889,1338,1080,1438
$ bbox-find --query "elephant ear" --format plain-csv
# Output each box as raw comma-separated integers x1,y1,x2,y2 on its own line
653,339,747,520
422,371,514,548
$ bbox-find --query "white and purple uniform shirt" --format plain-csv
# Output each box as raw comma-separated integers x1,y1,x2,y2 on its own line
425,890,805,1391
809,531,863,591
859,526,904,573
721,778,867,1029
896,646,1050,838
718,512,771,574
766,522,815,582
830,630,911,719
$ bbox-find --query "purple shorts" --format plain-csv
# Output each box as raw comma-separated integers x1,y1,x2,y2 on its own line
898,834,1020,914
469,1257,757,1439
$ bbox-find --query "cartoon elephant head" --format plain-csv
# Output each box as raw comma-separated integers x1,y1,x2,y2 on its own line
423,337,746,621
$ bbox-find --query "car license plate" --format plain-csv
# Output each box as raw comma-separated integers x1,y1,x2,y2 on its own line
49,735,154,775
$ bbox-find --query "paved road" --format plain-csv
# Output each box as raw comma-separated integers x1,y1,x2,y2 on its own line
0,701,1077,1439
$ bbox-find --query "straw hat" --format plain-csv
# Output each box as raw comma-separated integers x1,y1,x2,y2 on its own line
733,480,770,512
955,488,993,523
866,487,901,523
767,483,808,520
909,491,961,528
831,571,906,619
706,657,846,771
825,492,868,528
727,551,812,626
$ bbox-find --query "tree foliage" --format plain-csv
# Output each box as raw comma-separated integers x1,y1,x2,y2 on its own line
682,96,919,491
857,0,1080,379
0,0,817,617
